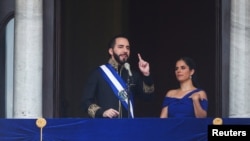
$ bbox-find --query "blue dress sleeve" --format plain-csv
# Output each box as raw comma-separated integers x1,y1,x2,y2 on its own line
200,99,208,111
162,97,175,108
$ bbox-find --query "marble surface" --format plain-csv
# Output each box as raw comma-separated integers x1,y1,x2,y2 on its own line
229,0,250,117
13,0,43,118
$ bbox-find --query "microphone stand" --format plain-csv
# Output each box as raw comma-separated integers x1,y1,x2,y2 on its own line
127,76,131,118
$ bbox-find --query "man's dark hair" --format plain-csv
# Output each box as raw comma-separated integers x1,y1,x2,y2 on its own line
108,34,130,49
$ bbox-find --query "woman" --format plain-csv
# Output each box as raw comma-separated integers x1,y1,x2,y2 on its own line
160,57,208,118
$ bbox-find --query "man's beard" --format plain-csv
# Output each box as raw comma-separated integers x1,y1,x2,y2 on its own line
113,53,129,65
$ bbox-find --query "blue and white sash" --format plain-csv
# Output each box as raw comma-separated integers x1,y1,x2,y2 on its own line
99,63,134,118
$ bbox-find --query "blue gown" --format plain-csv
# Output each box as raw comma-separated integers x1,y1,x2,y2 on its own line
162,88,208,118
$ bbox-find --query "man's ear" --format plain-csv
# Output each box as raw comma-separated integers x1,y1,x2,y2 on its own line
108,48,113,55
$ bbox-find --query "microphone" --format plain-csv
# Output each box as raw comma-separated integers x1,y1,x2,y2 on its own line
124,62,133,77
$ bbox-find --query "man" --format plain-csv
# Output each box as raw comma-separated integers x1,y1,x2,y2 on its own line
82,34,154,118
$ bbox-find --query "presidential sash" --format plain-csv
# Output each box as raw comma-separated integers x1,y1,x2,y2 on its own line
99,63,134,118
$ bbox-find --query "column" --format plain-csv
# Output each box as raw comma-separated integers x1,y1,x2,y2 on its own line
13,0,43,118
229,0,250,117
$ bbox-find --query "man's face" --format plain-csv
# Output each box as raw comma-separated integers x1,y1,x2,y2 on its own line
109,37,130,65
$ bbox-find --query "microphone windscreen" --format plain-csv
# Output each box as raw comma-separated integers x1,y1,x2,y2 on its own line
124,62,132,76
124,62,130,70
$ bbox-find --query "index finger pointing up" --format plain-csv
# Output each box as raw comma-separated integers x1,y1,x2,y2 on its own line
138,53,142,61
